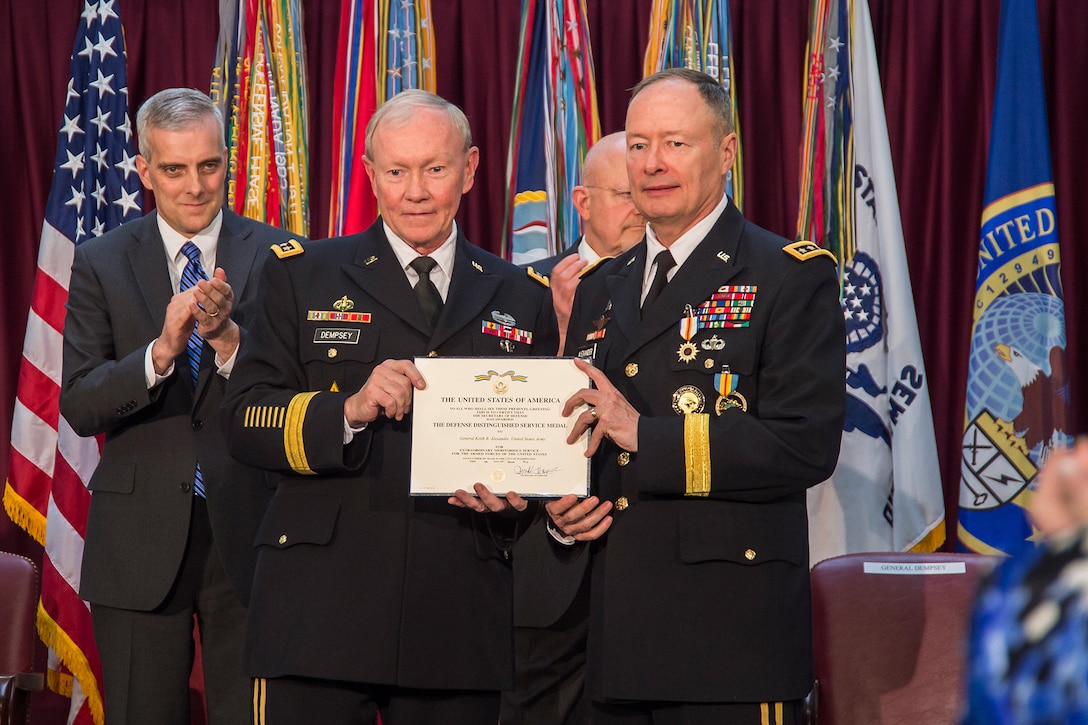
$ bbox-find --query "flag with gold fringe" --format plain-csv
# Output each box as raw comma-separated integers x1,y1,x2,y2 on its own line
798,0,944,563
211,0,310,236
3,2,143,722
327,0,435,237
503,0,600,264
957,0,1071,558
643,0,742,210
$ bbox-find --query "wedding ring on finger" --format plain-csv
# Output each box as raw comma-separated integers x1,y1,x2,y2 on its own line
207,306,220,318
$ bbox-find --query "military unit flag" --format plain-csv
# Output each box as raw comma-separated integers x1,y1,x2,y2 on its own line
643,0,742,209
957,0,1071,557
799,0,945,563
211,0,310,236
503,0,601,264
3,2,144,722
327,0,436,237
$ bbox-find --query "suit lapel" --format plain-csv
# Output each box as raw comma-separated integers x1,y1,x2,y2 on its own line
621,204,749,359
126,213,173,334
215,210,261,302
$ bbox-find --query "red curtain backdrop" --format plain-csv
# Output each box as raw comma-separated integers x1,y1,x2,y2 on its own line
2,1,1086,720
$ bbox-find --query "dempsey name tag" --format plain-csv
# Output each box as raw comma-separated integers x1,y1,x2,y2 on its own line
313,328,361,344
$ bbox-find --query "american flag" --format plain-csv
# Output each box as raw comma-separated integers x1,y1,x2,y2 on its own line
3,1,142,723
503,0,600,264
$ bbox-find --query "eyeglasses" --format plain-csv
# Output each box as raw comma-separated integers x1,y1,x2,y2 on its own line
583,185,634,202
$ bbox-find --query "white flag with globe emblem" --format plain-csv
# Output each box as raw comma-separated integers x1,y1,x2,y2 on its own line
802,0,945,563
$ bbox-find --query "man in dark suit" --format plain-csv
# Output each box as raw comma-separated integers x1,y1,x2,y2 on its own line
59,88,297,725
546,68,846,724
222,89,557,724
505,130,644,725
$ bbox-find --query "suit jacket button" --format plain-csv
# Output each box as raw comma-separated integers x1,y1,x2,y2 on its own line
116,408,125,416
624,363,638,377
615,496,629,511
179,481,191,493
617,452,630,466
192,420,204,430
744,548,756,561
278,534,288,545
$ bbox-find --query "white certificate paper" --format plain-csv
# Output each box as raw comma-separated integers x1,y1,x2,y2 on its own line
410,357,590,497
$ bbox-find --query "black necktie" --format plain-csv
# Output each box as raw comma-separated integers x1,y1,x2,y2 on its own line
641,249,676,317
410,256,443,331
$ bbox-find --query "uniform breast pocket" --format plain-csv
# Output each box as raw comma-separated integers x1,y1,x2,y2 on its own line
572,339,609,368
300,326,380,392
668,331,758,415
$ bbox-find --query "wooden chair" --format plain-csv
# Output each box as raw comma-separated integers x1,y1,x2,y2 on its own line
806,551,997,725
0,552,44,725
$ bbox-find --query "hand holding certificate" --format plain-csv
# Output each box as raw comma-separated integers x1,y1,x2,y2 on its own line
410,357,590,497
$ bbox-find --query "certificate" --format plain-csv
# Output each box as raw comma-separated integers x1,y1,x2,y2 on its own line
410,357,590,497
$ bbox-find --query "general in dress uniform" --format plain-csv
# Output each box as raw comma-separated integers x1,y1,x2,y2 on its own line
222,90,557,725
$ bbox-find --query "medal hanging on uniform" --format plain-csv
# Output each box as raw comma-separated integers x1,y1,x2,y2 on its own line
677,304,699,363
714,365,747,414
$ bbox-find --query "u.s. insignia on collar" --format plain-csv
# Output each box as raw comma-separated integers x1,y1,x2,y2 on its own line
472,260,485,273
365,255,378,266
271,239,304,259
716,251,731,264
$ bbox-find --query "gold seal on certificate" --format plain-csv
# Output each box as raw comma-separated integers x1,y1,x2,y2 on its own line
410,357,591,497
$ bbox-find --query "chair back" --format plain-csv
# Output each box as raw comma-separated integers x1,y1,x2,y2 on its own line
809,551,997,725
0,552,38,676
0,551,42,725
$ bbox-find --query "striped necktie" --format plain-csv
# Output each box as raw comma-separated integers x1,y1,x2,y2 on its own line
179,241,207,498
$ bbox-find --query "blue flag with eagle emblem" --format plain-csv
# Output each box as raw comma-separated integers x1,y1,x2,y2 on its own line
957,0,1072,557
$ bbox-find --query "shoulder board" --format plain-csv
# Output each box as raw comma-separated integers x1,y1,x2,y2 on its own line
782,240,836,263
578,256,614,279
525,266,550,288
271,239,304,259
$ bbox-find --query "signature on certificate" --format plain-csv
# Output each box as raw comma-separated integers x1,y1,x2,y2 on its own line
515,464,561,476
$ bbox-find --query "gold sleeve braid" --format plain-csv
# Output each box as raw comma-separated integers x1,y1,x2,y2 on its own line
284,391,320,474
684,413,711,496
